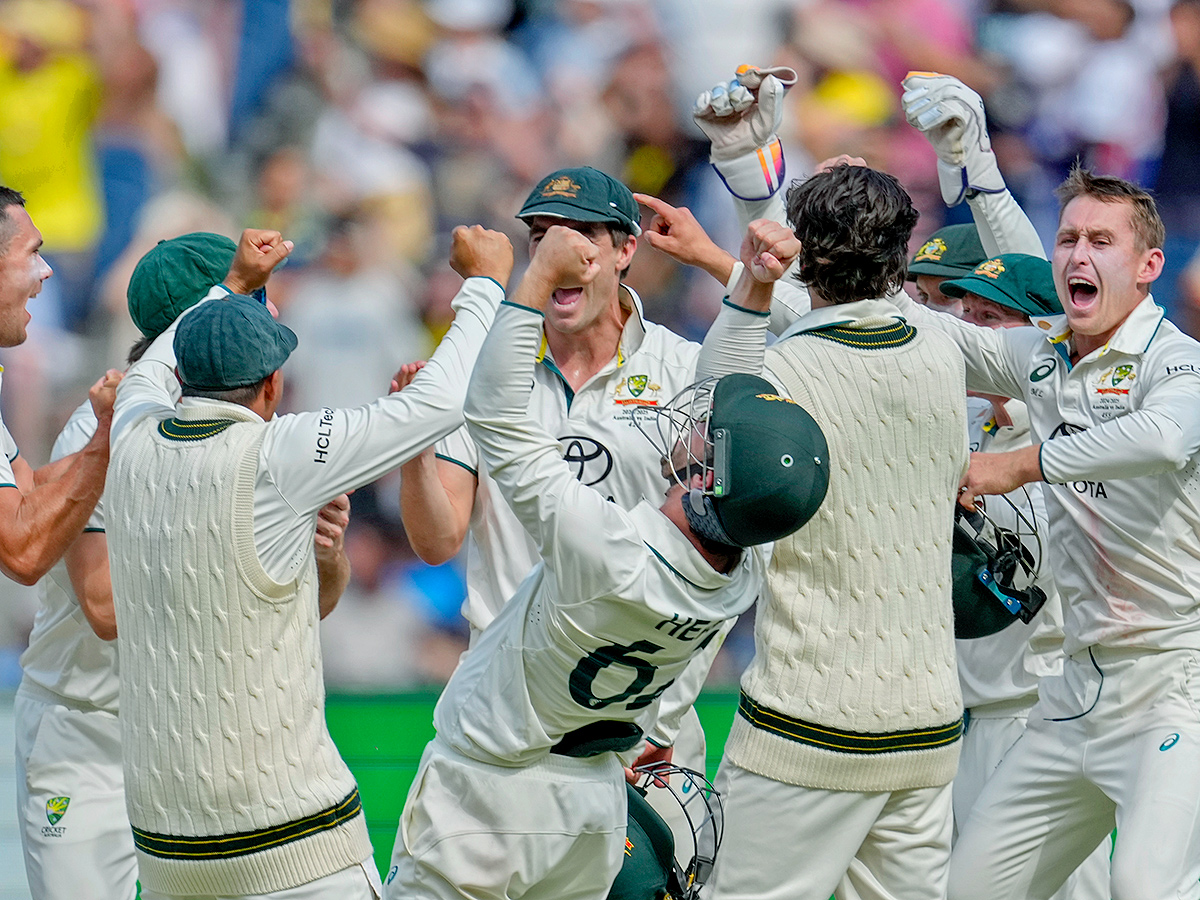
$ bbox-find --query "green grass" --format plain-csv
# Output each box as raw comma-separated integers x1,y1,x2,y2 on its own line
325,688,742,876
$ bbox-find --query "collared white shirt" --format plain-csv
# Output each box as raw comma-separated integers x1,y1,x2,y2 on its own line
438,285,702,635
894,291,1200,655
438,301,764,766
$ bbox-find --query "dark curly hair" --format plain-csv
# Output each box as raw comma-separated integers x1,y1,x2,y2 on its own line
785,165,919,305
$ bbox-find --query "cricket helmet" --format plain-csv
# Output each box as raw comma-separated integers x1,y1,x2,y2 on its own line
952,491,1048,639
636,373,829,548
608,764,724,900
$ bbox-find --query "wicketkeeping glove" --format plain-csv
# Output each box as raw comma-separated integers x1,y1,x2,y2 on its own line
901,71,1006,207
693,64,798,201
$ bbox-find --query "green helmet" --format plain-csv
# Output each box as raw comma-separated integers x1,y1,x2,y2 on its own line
607,765,723,900
952,500,1047,639
639,374,829,548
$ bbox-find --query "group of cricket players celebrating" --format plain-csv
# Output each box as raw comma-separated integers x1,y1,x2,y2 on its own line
2,60,1199,900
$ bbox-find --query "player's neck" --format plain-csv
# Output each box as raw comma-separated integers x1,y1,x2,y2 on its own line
544,304,628,392
661,493,740,574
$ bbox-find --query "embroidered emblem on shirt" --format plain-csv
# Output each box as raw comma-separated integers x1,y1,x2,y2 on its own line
615,375,661,406
1095,363,1135,395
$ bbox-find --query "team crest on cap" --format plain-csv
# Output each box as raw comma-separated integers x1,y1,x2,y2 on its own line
914,237,947,262
541,176,581,199
46,797,69,826
755,392,797,404
974,258,1006,279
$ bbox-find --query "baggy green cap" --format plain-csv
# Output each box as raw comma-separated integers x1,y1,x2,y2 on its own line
709,373,829,547
907,223,987,279
940,253,1063,318
518,167,642,236
127,232,237,339
174,296,297,391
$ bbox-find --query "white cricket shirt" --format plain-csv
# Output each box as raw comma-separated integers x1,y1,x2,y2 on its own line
437,301,764,767
895,292,1200,656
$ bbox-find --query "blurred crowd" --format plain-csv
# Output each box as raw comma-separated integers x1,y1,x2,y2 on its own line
0,0,1194,690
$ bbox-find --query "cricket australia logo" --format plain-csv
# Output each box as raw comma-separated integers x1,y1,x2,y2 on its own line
1096,364,1135,395
615,375,661,406
44,796,69,832
914,237,947,262
41,796,69,838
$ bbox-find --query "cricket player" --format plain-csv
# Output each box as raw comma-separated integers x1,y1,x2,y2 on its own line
896,74,1200,900
399,168,724,816
691,164,969,900
0,186,116,587
13,229,351,900
385,219,828,900
937,253,1112,900
103,224,511,900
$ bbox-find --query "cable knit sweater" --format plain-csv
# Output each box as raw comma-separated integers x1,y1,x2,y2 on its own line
107,407,371,895
726,311,968,792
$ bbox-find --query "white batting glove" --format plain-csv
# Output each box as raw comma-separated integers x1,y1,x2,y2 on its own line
694,64,798,201
901,71,1006,207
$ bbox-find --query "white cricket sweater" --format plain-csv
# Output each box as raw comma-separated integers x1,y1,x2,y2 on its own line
107,403,370,895
723,307,968,792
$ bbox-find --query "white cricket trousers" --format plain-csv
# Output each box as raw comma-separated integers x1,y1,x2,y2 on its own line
953,713,1111,900
703,759,954,900
385,736,627,900
950,645,1200,900
14,685,137,900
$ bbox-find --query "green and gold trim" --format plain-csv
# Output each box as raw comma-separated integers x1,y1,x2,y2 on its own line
806,320,917,349
132,789,362,860
738,693,963,754
157,418,237,442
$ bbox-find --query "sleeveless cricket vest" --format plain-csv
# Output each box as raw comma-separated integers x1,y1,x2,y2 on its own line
106,404,371,895
727,319,966,792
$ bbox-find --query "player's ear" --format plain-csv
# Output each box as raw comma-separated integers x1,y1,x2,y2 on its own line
262,369,284,404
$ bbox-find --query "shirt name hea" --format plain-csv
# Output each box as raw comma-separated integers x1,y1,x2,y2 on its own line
313,408,334,464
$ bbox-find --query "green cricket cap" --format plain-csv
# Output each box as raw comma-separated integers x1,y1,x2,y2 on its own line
907,224,987,279
940,253,1063,317
127,232,237,339
174,295,297,391
518,167,642,236
607,783,675,900
709,373,829,547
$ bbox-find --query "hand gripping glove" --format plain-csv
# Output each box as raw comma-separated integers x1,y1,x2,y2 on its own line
693,64,797,201
901,71,1006,207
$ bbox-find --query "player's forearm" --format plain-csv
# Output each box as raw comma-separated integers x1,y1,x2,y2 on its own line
0,431,110,585
316,546,350,619
66,531,117,640
694,300,770,381
967,190,1046,260
1039,401,1200,483
399,452,470,565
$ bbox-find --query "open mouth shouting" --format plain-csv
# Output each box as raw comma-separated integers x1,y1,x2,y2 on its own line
1067,276,1098,311
551,286,584,309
